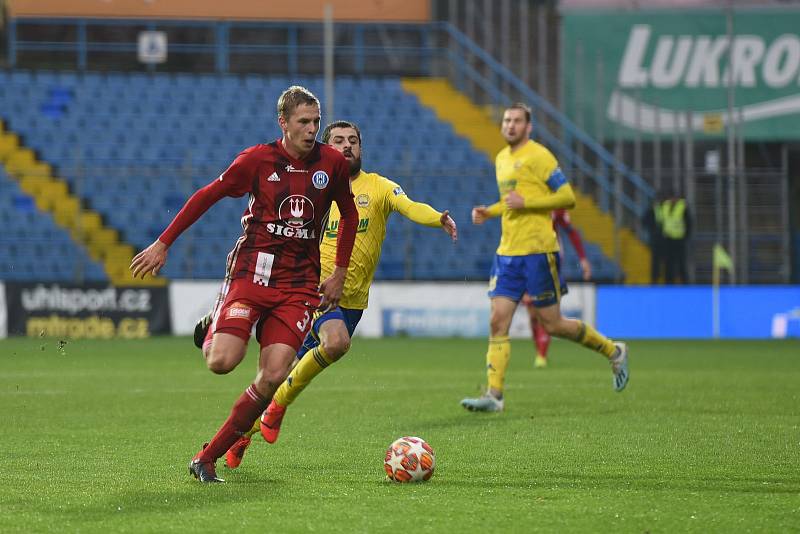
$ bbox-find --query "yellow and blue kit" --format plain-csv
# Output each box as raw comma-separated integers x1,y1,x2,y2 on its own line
484,139,576,307
319,169,443,310
297,169,443,355
298,170,442,356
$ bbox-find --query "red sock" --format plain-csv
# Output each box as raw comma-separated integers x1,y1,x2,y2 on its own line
197,384,269,463
533,320,551,358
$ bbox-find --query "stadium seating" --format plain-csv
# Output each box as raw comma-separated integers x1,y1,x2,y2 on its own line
0,70,622,282
0,166,107,281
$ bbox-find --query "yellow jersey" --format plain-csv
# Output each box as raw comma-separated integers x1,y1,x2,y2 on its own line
492,140,564,255
320,170,442,309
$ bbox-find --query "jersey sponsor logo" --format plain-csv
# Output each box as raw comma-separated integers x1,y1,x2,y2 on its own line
266,172,281,182
253,251,275,287
325,218,369,238
392,186,405,196
356,194,370,207
279,194,315,229
312,170,329,189
226,303,252,320
266,223,318,239
498,178,517,192
286,164,308,173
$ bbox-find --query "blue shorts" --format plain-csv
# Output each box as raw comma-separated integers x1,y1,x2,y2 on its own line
488,253,568,308
298,306,364,357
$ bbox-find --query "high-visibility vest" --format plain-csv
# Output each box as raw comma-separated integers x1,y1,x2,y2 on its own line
660,199,686,239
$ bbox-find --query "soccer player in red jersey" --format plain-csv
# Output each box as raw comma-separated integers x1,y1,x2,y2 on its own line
130,86,358,483
522,209,592,369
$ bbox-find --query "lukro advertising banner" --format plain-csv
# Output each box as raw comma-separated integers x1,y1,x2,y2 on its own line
562,10,800,140
5,283,171,338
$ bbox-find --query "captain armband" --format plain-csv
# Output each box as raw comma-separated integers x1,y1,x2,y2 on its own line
546,167,568,191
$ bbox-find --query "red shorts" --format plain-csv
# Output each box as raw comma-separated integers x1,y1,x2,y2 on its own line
211,279,320,351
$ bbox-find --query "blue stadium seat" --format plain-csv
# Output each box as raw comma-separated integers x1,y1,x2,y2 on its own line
0,70,622,281
0,169,106,281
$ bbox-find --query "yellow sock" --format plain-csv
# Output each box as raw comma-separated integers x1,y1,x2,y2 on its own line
486,335,511,394
246,419,259,437
273,345,334,407
575,321,616,358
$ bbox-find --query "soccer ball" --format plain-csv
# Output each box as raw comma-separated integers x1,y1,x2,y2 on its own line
384,436,435,482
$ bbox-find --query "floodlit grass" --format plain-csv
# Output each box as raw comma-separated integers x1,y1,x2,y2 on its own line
1,336,799,532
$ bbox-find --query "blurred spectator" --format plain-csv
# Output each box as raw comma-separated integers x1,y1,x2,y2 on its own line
660,188,692,284
642,189,667,284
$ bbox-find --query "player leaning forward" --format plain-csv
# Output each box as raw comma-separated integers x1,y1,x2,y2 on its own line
461,103,629,413
222,120,458,468
130,86,358,482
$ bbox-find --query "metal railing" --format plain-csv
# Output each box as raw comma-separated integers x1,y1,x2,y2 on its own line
438,22,655,236
6,18,436,76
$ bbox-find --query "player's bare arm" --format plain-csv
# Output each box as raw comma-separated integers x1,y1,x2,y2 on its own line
130,239,168,279
580,258,592,280
472,206,490,224
504,191,526,210
440,210,458,242
319,265,347,310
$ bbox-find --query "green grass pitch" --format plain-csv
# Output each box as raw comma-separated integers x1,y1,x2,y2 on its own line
1,336,798,532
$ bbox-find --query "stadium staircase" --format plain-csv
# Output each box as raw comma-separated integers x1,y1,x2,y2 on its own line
401,78,650,284
0,119,162,286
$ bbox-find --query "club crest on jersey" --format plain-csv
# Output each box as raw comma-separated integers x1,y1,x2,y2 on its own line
393,186,405,196
312,170,329,189
278,194,315,229
356,194,370,207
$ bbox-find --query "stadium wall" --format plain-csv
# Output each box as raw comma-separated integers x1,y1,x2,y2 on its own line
168,281,597,340
2,282,171,339
0,283,6,339
597,285,800,339
2,282,798,340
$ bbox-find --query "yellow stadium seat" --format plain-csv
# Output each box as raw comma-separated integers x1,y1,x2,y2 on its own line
78,212,103,233
4,148,36,175
53,197,80,226
0,133,20,160
19,174,48,197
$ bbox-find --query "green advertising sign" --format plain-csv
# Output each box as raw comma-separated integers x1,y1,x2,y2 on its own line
562,10,800,140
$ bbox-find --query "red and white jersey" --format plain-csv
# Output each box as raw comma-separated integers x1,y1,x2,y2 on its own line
159,140,355,290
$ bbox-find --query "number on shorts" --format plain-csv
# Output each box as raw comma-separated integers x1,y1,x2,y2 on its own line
296,310,310,331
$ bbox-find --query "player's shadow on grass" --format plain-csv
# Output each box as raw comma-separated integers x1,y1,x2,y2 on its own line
417,405,627,432
47,478,289,524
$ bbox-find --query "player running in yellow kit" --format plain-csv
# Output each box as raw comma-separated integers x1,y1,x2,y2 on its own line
460,103,629,413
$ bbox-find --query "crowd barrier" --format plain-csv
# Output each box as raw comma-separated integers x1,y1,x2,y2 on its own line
0,282,797,340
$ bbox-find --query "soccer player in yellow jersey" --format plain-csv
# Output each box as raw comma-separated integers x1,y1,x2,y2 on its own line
460,103,629,413
224,120,458,467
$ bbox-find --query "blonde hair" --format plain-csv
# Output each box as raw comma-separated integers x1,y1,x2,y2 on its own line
277,86,320,120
